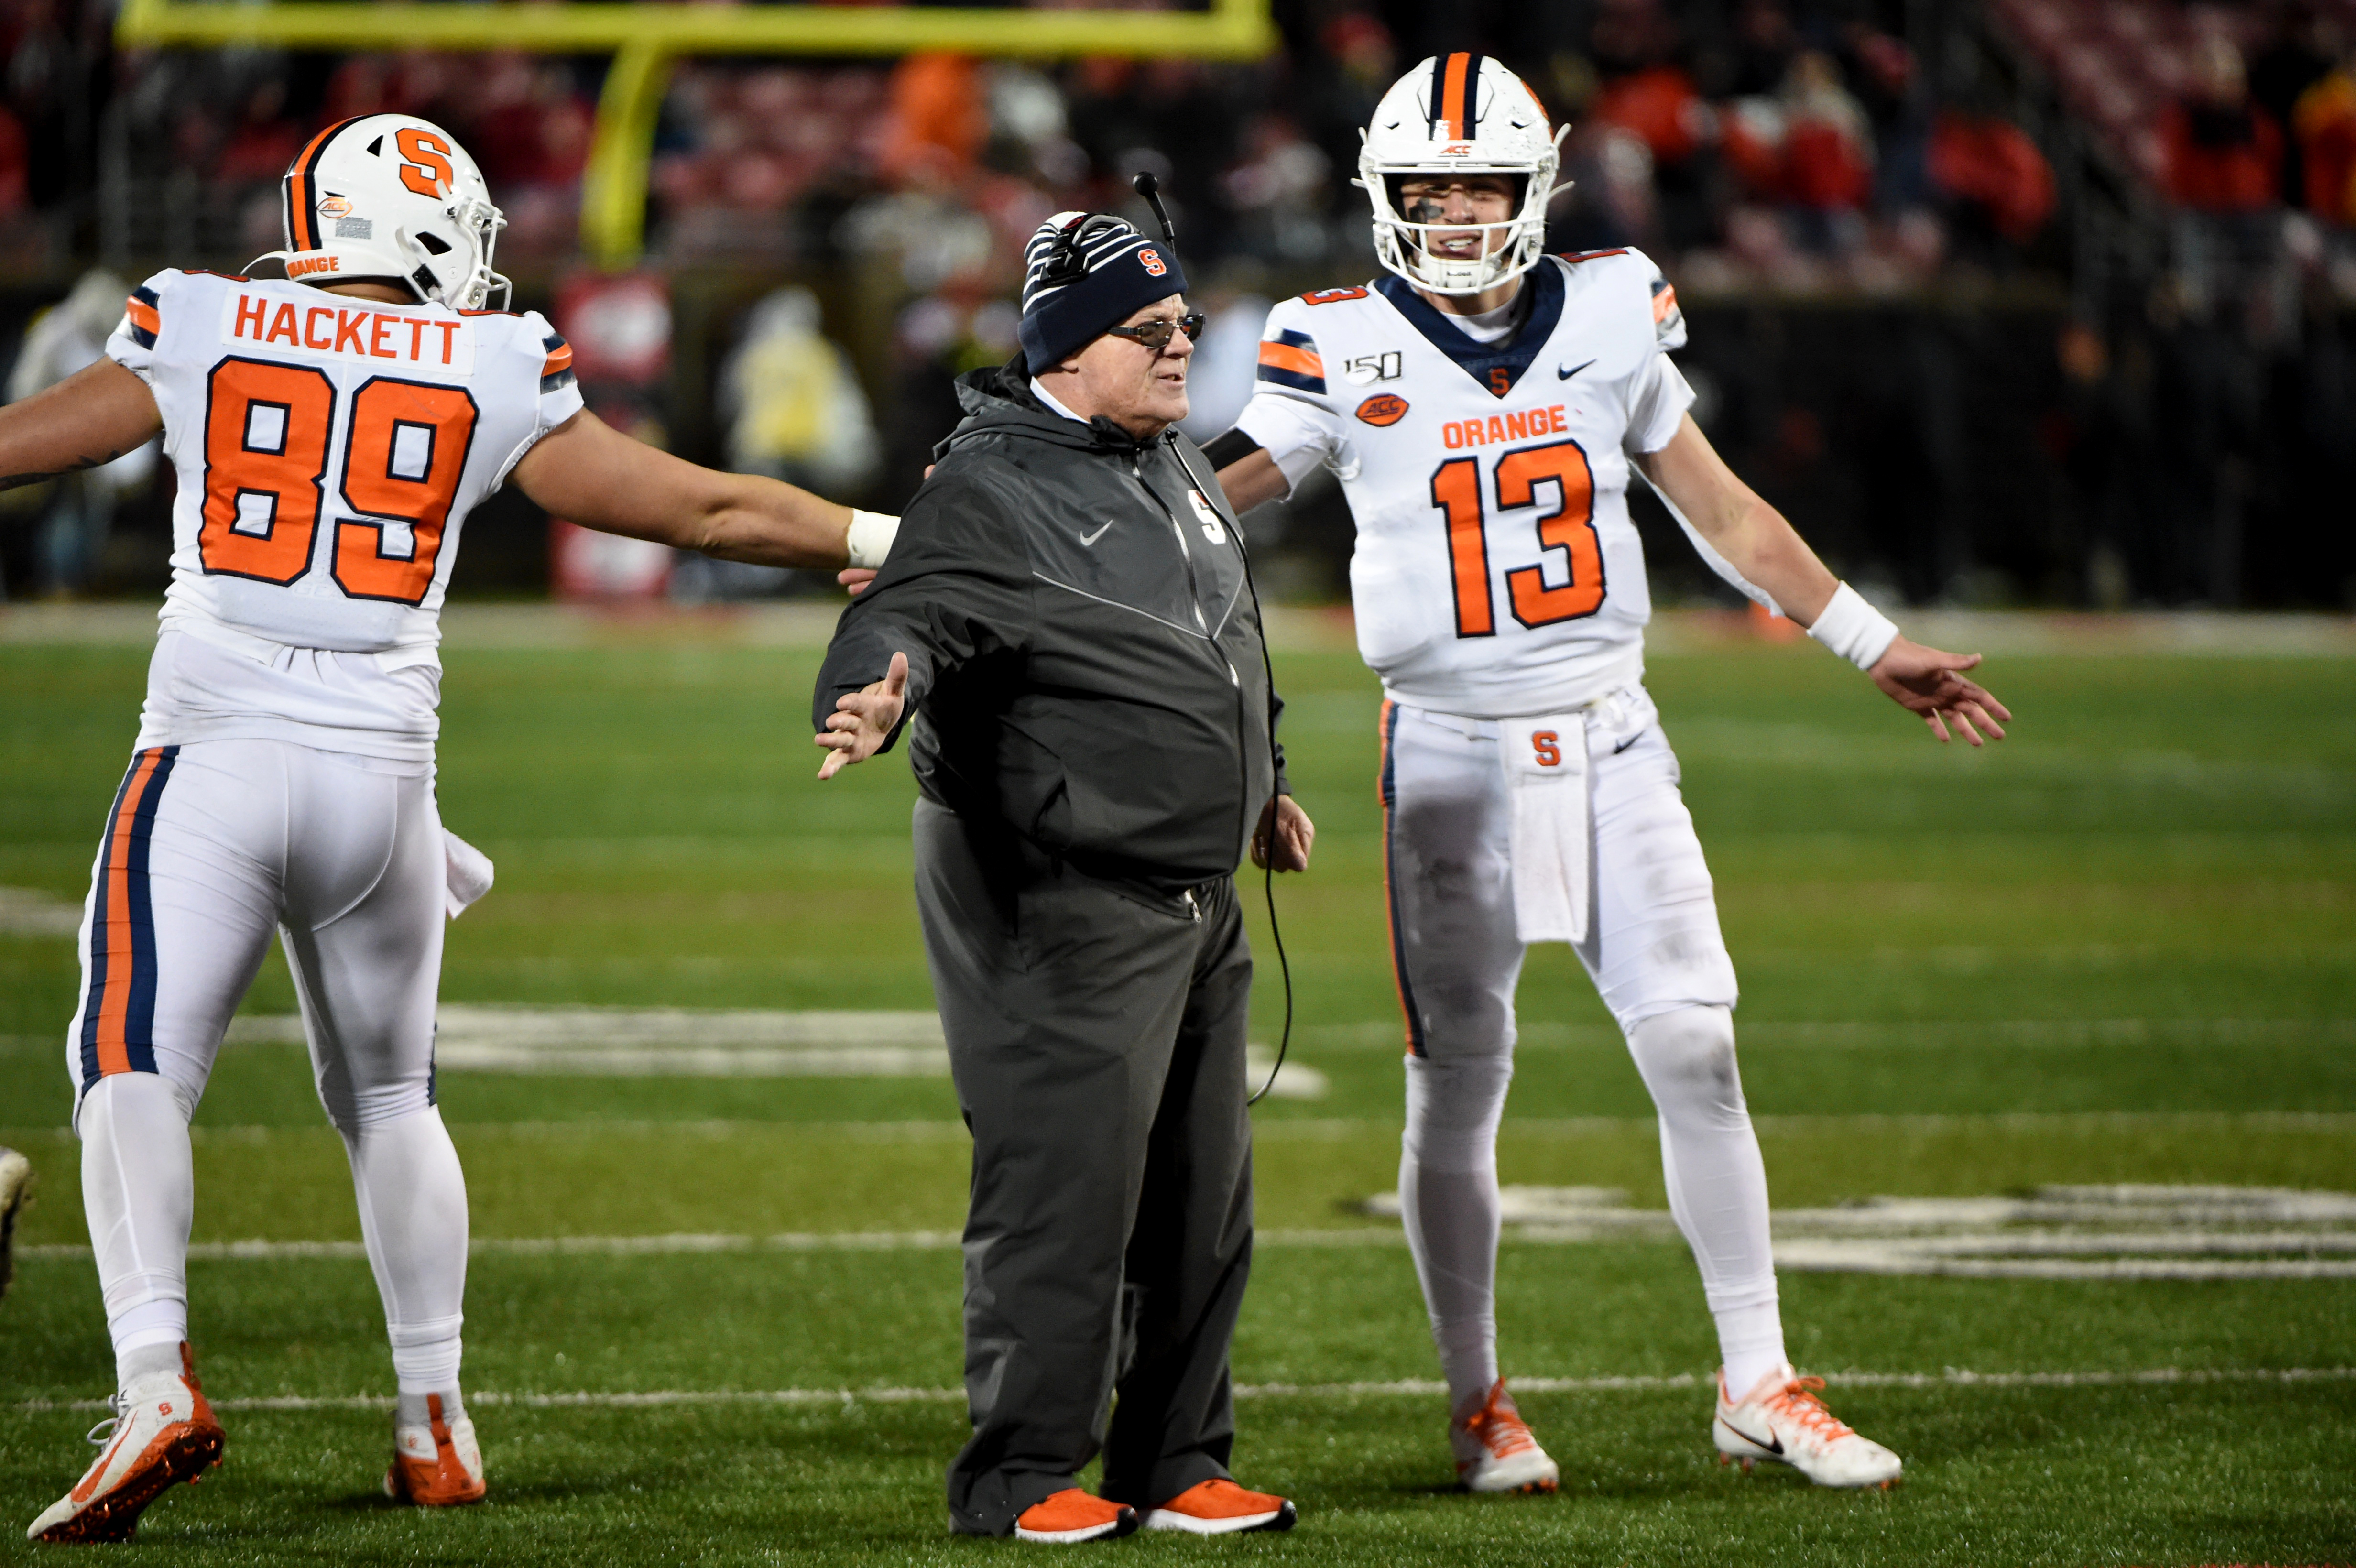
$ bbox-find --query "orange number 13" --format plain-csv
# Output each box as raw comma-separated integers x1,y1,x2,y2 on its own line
1430,439,1605,638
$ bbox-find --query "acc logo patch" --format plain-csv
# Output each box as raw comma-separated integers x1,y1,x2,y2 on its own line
317,195,353,219
1186,488,1226,543
1138,248,1168,278
1355,393,1409,426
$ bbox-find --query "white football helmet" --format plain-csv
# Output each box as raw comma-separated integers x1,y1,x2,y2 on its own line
1357,54,1566,295
249,113,510,310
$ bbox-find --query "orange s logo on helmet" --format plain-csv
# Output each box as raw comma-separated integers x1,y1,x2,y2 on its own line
395,127,456,198
1138,248,1167,278
1355,393,1408,426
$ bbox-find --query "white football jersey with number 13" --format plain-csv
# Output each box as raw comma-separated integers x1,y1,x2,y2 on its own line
1233,248,1693,719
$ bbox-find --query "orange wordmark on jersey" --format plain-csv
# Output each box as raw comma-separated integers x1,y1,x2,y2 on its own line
396,126,456,198
1443,404,1570,450
1499,440,1603,628
334,379,480,605
230,293,465,368
199,359,334,583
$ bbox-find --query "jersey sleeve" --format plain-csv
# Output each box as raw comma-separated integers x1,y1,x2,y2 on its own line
1619,250,1693,454
103,269,181,384
1229,298,1348,496
525,313,584,434
1636,248,1687,352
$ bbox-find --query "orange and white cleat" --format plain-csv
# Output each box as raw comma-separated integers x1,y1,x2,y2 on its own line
26,1344,224,1543
1451,1379,1560,1494
384,1394,485,1506
1142,1477,1296,1535
1012,1487,1137,1543
1713,1364,1902,1489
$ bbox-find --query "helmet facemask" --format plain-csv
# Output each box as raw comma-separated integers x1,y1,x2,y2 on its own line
1355,54,1570,297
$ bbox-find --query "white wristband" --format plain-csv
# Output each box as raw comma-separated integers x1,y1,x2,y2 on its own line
845,509,900,569
1806,581,1900,671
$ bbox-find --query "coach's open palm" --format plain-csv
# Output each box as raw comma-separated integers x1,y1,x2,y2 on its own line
815,652,909,779
1868,638,2011,746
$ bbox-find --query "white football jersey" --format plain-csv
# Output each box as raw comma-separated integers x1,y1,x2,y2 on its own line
1233,249,1693,718
105,268,582,757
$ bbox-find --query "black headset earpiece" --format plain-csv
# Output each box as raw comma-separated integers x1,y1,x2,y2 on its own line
1036,212,1127,287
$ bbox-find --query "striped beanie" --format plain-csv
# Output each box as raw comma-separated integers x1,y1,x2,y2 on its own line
1017,211,1189,375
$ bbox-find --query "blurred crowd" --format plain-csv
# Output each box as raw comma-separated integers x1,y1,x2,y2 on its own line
3,1,2356,609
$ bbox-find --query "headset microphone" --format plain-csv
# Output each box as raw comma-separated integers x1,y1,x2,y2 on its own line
1133,171,1178,243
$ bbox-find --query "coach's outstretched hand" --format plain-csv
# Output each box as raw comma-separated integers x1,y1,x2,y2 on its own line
815,652,909,779
1868,638,2011,746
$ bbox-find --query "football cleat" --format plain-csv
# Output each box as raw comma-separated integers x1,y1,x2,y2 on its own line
1142,1477,1297,1534
1712,1364,1903,1489
26,1344,224,1543
1451,1379,1560,1494
385,1393,486,1506
0,1144,30,1301
1012,1488,1137,1544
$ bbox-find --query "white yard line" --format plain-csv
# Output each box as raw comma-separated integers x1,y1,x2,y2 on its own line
13,1366,2352,1416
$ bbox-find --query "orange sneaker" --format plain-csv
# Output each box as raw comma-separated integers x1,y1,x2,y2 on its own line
1142,1477,1296,1535
1013,1487,1137,1543
26,1343,225,1543
1451,1379,1559,1494
385,1393,486,1506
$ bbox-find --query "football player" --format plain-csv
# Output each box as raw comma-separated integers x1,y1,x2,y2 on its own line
1206,55,2008,1493
10,114,896,1542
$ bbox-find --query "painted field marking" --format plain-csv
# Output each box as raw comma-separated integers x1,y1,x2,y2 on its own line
213,1005,1331,1097
14,1366,2352,1416
21,1185,2356,1278
0,887,80,938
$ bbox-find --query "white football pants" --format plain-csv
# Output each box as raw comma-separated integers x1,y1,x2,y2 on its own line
65,738,469,1394
1380,691,1785,1404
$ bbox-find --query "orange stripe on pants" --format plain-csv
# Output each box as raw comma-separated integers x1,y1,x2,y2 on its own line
92,748,162,1076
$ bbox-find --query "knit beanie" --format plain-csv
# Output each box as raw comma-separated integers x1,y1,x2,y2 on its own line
1017,211,1189,375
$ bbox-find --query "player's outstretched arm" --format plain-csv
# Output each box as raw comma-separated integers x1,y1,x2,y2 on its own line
814,652,908,780
0,359,160,492
1212,448,1288,515
1637,413,2011,745
512,408,863,570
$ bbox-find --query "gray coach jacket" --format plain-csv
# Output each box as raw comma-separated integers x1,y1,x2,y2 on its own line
814,362,1287,894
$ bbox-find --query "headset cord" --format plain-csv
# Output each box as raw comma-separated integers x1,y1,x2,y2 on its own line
1168,434,1293,1107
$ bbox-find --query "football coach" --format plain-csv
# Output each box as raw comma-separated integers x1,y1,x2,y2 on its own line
810,210,1314,1543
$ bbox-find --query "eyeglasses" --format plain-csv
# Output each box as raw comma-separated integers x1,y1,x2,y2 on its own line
1103,311,1206,352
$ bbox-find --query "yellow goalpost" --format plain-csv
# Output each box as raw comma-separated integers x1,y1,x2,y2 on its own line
116,0,1278,266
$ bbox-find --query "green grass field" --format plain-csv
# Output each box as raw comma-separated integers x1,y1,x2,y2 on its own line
2,613,2352,1565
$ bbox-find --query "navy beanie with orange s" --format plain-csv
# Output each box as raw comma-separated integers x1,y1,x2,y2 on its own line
1017,212,1189,375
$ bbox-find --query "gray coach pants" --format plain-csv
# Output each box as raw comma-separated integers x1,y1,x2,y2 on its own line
913,799,1255,1537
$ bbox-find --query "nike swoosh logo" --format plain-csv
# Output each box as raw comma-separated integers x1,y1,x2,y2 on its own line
1558,359,1596,380
1080,520,1113,546
1722,1416,1784,1456
1611,726,1648,754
